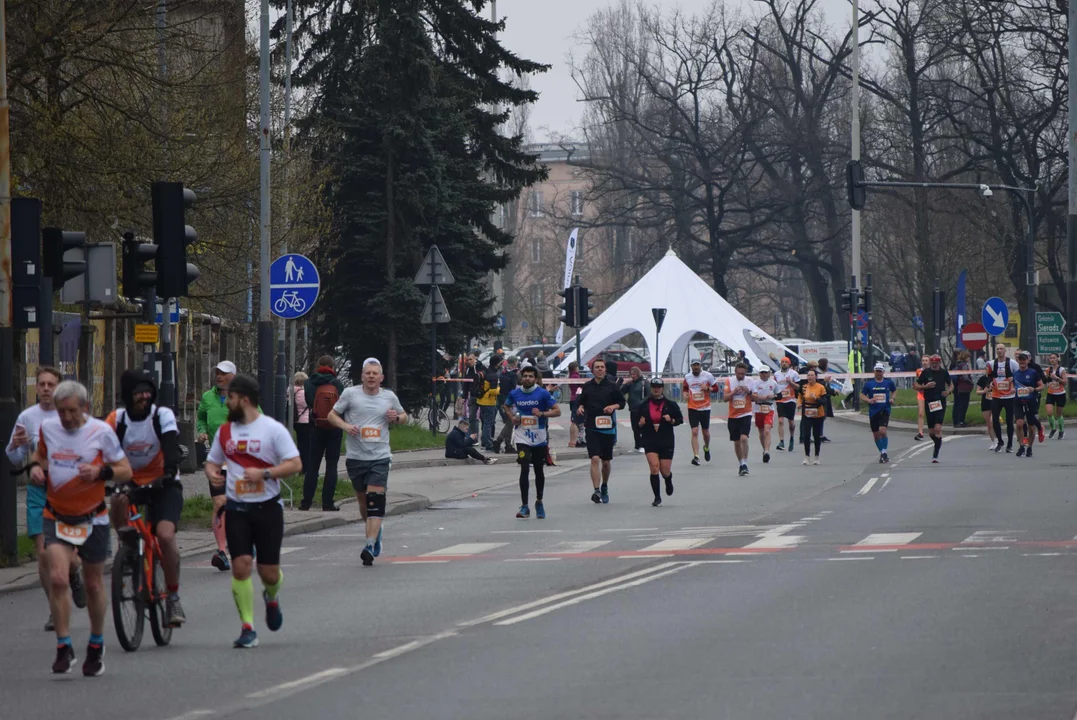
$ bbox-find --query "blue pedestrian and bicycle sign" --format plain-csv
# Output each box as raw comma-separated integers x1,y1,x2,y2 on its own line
270,253,319,319
981,297,1009,337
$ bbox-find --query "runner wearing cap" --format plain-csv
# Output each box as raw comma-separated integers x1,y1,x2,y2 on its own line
750,367,779,463
197,360,238,571
861,363,897,463
772,357,800,452
914,354,953,463
637,377,682,506
720,363,754,476
682,360,716,466
1013,350,1044,457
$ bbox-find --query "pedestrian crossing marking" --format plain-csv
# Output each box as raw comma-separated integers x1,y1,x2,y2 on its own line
963,531,1022,544
743,535,804,550
423,543,508,557
534,541,611,555
842,532,922,553
639,537,713,552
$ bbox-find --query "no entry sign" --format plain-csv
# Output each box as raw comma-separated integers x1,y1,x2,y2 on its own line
961,322,989,352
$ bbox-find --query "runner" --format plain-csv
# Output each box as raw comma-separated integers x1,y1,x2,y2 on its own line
1028,354,1049,444
637,377,683,506
5,366,84,632
975,369,997,449
751,367,779,463
1045,353,1067,439
914,354,953,463
576,359,626,504
914,355,929,441
204,375,302,648
30,381,132,676
1013,350,1044,457
860,363,896,463
799,369,827,465
327,358,407,566
503,365,560,519
988,344,1020,453
682,360,716,466
106,370,186,626
773,357,800,453
720,362,754,476
196,360,237,571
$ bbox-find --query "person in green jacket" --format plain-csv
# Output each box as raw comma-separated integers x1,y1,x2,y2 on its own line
197,360,236,571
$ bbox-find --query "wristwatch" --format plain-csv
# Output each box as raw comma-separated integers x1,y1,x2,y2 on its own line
262,469,272,481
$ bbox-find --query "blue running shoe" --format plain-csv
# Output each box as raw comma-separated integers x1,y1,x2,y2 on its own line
361,544,375,567
535,500,545,519
600,484,609,504
234,626,259,649
372,526,383,558
263,590,282,632
516,505,530,519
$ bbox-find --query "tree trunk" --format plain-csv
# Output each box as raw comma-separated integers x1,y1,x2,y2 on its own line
385,145,398,388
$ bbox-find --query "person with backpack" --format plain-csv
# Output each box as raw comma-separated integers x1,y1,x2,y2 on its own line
491,356,519,454
301,355,345,511
477,357,502,450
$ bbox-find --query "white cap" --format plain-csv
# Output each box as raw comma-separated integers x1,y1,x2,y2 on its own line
873,363,886,371
215,361,237,374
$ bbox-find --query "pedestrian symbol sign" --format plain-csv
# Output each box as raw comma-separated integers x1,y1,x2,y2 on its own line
270,253,319,319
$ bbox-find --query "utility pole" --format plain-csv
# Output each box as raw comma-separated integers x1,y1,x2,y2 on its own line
284,0,295,432
0,0,17,563
1068,0,1077,387
258,0,274,417
850,1,862,296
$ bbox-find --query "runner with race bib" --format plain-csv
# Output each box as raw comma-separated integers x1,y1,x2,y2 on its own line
914,354,953,463
860,363,897,463
682,360,715,466
1013,350,1044,458
772,357,800,453
722,363,755,476
503,365,560,519
750,367,779,464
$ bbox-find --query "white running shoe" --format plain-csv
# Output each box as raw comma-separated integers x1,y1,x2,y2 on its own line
812,457,821,465
802,458,810,465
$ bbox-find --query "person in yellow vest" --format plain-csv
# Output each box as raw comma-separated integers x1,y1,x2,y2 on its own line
476,357,502,450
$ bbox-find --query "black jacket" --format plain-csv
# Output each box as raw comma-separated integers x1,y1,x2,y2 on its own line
637,397,683,447
463,364,482,401
444,427,477,458
576,377,626,430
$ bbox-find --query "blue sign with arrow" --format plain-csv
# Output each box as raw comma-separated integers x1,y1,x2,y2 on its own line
269,254,320,319
981,297,1009,337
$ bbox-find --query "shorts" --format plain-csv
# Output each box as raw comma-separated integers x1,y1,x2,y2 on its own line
1015,401,1039,424
980,396,992,414
777,402,796,421
26,483,46,537
1047,393,1067,408
644,444,674,460
516,444,549,468
209,478,227,498
687,409,711,429
346,458,392,493
43,518,111,564
586,431,616,460
754,412,774,429
569,401,584,426
869,411,890,432
225,500,284,564
126,483,184,529
925,399,946,427
727,415,752,441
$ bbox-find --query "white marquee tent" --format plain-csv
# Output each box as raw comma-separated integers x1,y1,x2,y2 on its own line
552,250,795,373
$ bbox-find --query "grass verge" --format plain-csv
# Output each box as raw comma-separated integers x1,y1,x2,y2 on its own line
0,534,37,568
180,495,217,530
391,422,445,451
280,473,354,505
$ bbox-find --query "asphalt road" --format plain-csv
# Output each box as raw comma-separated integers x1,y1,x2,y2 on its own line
5,419,1077,719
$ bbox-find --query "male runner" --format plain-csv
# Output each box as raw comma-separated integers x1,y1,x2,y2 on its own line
576,359,625,504
204,375,302,648
861,363,896,463
1013,350,1044,457
988,344,1020,453
504,365,560,519
6,365,85,631
751,367,779,463
327,358,407,567
682,360,716,466
914,354,953,463
773,357,799,452
30,381,132,676
721,363,754,476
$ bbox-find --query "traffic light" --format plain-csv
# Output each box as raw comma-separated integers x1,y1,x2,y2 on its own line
42,227,87,285
840,289,853,315
846,160,865,210
559,287,575,327
578,286,595,326
11,198,42,330
122,232,158,298
152,181,199,298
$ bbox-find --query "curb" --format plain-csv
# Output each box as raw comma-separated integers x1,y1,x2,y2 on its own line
389,448,601,470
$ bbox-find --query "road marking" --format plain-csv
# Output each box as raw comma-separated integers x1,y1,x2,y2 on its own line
843,533,922,553
601,528,659,532
953,546,1008,551
688,559,750,564
166,712,214,720
900,555,937,560
881,478,892,490
881,473,889,478
423,543,507,557
765,523,806,535
535,540,611,555
855,477,879,496
826,557,873,561
490,530,563,534
742,535,804,550
640,537,713,552
504,557,562,562
963,530,1023,544
961,554,980,558
820,510,833,514
1026,552,1063,557
278,547,304,555
247,668,349,699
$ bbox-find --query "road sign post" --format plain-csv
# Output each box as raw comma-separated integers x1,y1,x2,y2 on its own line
415,246,455,436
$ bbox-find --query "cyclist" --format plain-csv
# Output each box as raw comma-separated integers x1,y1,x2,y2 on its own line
1045,353,1067,439
638,377,682,506
6,365,86,631
106,370,186,626
719,362,754,476
204,374,302,649
577,359,626,504
504,365,560,518
682,360,716,466
914,354,952,463
196,360,237,571
773,357,799,452
750,367,779,463
860,363,896,463
1014,350,1044,457
30,381,132,676
327,358,407,566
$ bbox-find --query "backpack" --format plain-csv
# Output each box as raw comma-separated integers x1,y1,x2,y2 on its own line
312,382,340,429
115,407,163,445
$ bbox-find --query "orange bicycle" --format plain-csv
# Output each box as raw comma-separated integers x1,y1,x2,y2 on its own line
109,478,175,651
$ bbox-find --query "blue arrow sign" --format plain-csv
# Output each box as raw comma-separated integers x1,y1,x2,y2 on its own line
913,316,924,330
981,297,1009,336
270,253,320,319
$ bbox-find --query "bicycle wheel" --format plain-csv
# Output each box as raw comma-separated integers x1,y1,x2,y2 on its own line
148,555,173,647
111,544,145,652
436,406,450,434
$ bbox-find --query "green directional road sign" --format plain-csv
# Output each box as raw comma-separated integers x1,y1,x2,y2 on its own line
1036,333,1067,354
1036,311,1066,335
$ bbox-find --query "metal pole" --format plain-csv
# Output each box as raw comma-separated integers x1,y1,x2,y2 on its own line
430,292,437,436
161,299,174,409
1024,188,1037,361
39,276,52,366
850,0,861,293
258,0,274,417
142,286,157,380
1068,0,1077,387
284,0,295,432
0,0,17,564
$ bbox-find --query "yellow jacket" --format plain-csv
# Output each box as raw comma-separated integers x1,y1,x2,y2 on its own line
476,378,500,406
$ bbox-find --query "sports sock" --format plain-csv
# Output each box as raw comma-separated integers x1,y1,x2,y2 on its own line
881,436,888,452
232,577,255,625
57,635,72,647
88,633,103,648
264,569,283,601
932,435,942,457
874,438,883,451
649,474,660,498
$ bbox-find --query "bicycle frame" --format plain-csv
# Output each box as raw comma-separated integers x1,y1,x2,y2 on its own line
121,501,166,606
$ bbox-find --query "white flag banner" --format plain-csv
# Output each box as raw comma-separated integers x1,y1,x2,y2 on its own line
555,228,579,344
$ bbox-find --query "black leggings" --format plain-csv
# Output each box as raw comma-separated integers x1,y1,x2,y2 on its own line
802,417,824,456
519,462,546,505
992,398,1015,446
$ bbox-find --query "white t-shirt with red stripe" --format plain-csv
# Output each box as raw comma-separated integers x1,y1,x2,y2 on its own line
207,414,299,504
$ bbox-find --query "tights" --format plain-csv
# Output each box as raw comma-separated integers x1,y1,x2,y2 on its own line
519,462,545,505
991,398,1015,446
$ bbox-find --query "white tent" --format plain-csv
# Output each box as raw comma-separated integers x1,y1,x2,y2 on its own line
553,249,794,373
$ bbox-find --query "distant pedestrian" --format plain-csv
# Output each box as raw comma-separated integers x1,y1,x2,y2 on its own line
292,372,310,472
623,367,646,452
301,355,345,511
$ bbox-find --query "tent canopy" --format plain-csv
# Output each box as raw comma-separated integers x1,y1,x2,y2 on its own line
552,250,794,373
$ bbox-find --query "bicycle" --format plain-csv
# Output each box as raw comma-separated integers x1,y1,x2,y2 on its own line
109,478,176,652
273,290,307,315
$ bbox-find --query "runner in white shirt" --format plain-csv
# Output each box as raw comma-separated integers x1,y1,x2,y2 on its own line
719,363,755,476
204,375,302,650
751,367,780,464
682,361,717,465
772,358,800,452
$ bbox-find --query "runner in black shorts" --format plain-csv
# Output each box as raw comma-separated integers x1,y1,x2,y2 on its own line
914,354,952,463
576,360,626,504
1045,353,1067,439
638,378,683,506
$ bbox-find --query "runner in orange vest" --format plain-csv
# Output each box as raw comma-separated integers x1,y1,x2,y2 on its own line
682,360,716,466
721,363,755,476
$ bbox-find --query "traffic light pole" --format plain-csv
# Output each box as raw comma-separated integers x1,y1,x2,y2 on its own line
160,298,174,409
39,276,52,366
142,285,157,379
257,0,274,419
0,0,17,563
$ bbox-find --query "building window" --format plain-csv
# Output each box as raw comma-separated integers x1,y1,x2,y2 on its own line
624,227,634,258
528,190,544,218
530,237,541,264
570,190,584,217
530,284,544,311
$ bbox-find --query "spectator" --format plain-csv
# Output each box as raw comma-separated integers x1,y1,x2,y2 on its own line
952,349,974,427
301,354,345,512
445,419,496,464
292,371,310,473
462,353,482,428
477,357,501,449
736,350,754,373
567,361,585,448
624,366,647,452
535,351,551,378
492,357,519,454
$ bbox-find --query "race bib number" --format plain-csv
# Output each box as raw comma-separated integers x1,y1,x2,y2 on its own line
520,416,539,427
653,423,660,431
873,392,887,404
804,408,820,418
55,521,90,546
731,398,747,410
235,478,265,497
594,416,613,429
781,388,793,400
758,404,772,414
360,426,382,440
691,390,705,402
1049,382,1063,394
1017,387,1031,397
996,379,1011,393
928,400,942,412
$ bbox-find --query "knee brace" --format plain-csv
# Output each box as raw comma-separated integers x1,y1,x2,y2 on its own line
366,491,386,518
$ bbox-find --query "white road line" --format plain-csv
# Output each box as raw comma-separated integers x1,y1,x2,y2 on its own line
423,543,507,557
881,473,889,478
843,532,922,553
490,530,563,534
820,510,833,514
1026,553,1063,557
621,554,672,558
165,712,214,720
855,477,879,496
688,559,750,564
764,523,806,535
278,547,304,555
534,540,611,555
952,546,1008,551
826,557,873,561
504,557,562,562
881,478,892,490
394,560,451,565
640,537,713,552
601,528,659,532
961,554,980,558
900,555,937,560
742,535,804,550
964,530,1023,544
247,668,349,699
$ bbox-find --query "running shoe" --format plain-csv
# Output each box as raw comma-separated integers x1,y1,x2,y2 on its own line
914,433,924,441
484,457,499,465
167,596,186,627
373,526,383,557
361,544,375,567
882,452,890,463
1038,427,1046,443
44,615,54,632
789,442,795,453
879,455,886,464
52,644,75,674
988,439,997,449
1060,429,1066,440
994,441,1004,453
651,497,662,507
234,626,259,649
70,567,87,609
738,466,747,477
211,550,230,572
802,458,810,466
665,476,674,496
591,490,602,504
263,590,283,632
704,447,711,462
535,500,546,519
821,437,831,443
931,458,939,464
812,458,821,465
763,452,771,464
1006,445,1013,453
82,644,104,677
776,441,786,451
691,456,701,466
600,484,609,504
1026,447,1034,458
1049,428,1057,439
516,505,530,519
1017,445,1026,457
636,448,645,454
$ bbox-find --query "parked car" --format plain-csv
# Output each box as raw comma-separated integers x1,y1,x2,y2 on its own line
589,348,651,378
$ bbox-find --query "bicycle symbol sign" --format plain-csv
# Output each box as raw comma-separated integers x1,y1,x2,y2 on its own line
269,253,319,319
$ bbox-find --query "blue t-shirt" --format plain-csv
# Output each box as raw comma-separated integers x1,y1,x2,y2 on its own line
505,386,556,447
862,378,896,416
1014,367,1040,403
